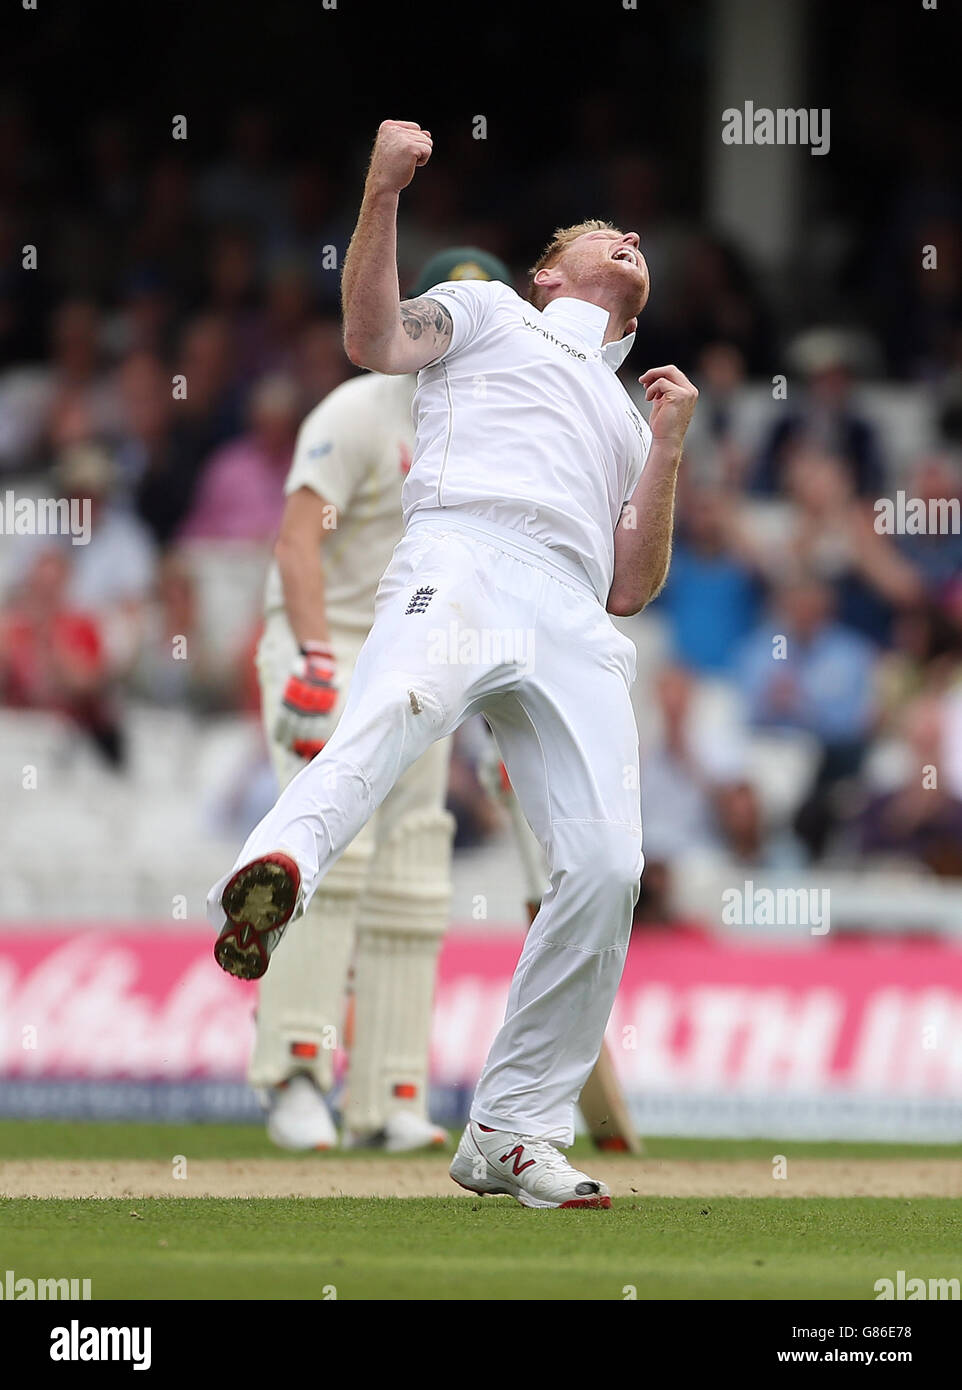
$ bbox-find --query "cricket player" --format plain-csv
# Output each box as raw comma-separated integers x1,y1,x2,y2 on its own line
252,247,511,1152
209,120,697,1208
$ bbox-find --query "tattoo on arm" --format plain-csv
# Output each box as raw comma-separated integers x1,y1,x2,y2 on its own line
400,297,453,356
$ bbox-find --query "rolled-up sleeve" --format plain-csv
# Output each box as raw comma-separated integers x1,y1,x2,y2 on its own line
419,279,498,364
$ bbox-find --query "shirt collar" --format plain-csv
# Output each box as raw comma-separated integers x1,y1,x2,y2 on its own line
540,296,635,370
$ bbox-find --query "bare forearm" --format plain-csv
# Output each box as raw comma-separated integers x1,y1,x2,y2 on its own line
276,537,330,648
608,364,698,615
342,120,448,372
341,190,453,371
341,187,403,369
607,440,682,616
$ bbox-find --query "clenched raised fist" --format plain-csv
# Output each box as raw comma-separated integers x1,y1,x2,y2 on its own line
367,120,433,196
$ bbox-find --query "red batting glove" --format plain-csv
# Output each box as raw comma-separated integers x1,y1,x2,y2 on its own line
477,737,514,800
274,641,339,760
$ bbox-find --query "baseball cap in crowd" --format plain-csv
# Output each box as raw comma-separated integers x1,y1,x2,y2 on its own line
408,247,511,297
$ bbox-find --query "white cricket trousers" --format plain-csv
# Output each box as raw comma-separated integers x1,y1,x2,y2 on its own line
208,512,644,1143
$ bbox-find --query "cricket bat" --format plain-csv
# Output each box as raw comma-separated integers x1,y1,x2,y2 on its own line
522,886,643,1154
578,1038,644,1155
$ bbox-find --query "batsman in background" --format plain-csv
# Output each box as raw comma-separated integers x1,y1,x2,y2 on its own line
253,248,511,1152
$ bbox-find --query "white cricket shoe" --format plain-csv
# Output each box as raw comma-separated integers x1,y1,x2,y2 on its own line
382,1113,448,1153
266,1075,337,1151
343,1112,448,1153
449,1121,611,1209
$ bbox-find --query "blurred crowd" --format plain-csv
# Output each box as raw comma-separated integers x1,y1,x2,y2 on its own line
0,98,960,902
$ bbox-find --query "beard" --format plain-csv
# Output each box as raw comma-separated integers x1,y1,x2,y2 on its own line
603,261,649,317
565,257,648,320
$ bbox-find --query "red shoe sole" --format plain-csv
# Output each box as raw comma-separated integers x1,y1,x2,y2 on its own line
214,852,301,980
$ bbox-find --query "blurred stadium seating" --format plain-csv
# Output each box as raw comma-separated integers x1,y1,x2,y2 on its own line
0,1,959,939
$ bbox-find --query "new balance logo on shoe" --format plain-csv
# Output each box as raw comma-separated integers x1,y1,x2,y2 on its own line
499,1144,536,1176
405,586,437,615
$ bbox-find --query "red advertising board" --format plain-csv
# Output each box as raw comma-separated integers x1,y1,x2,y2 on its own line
1,928,961,1137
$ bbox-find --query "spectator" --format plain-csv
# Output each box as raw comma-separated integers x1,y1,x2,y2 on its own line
683,341,765,486
875,603,961,734
852,695,962,877
53,444,156,621
46,391,99,457
115,350,195,535
752,330,885,499
102,267,175,359
178,373,299,541
0,299,121,469
238,257,315,383
892,454,962,601
655,485,762,676
741,448,924,646
129,550,227,711
737,575,876,857
712,780,806,871
638,664,748,918
0,545,123,764
171,312,243,455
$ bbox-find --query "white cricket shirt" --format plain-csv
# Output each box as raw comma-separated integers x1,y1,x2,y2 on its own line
403,281,652,603
264,372,416,632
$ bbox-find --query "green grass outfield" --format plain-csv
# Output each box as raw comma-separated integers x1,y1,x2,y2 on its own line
3,1119,961,1162
2,1121,961,1300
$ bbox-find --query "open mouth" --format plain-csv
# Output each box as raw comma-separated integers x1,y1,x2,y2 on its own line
610,246,640,267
